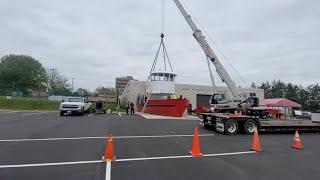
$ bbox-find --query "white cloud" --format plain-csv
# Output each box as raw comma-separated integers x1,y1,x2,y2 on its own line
0,0,319,91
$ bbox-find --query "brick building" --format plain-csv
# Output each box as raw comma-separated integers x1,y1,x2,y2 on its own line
115,76,136,96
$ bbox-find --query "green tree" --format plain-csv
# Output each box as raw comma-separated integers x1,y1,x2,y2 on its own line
307,84,320,111
0,54,47,95
76,88,89,97
260,81,272,98
270,80,286,98
250,82,257,89
297,87,310,110
285,83,299,103
256,80,319,111
46,68,72,96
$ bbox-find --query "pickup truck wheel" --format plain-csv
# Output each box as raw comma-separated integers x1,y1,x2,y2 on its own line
225,119,238,135
89,108,94,114
244,119,257,135
59,111,64,116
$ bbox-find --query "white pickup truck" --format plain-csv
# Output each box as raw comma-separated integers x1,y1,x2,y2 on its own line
59,97,92,116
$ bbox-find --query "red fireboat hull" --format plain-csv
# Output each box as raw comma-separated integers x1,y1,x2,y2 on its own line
137,99,189,117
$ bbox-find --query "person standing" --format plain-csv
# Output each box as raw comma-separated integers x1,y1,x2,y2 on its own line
126,101,130,115
130,102,135,115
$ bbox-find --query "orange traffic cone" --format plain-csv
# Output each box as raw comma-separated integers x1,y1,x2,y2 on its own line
250,128,262,152
292,130,303,149
189,127,203,157
103,134,115,161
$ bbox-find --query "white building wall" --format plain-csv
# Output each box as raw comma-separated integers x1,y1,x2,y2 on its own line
120,81,265,108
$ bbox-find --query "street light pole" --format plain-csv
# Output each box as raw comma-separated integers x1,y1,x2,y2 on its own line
49,68,56,96
71,78,75,95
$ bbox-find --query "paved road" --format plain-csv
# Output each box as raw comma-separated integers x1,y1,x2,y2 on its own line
0,111,319,180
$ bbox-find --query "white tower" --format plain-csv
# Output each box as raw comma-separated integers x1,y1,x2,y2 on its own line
147,70,177,95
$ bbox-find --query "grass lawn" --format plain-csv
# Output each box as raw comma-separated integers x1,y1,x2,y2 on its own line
0,96,60,111
0,96,127,112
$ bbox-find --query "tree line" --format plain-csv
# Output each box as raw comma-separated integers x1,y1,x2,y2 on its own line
252,80,320,112
0,54,88,97
1,54,319,111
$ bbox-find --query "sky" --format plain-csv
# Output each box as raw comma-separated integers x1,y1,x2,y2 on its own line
0,0,319,91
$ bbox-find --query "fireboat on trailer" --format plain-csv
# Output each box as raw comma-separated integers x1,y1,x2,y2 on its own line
136,34,189,117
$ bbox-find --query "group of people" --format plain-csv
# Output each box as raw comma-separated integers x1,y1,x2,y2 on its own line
126,101,135,115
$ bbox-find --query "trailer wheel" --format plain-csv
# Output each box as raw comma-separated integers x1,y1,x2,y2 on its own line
259,113,267,119
244,119,257,135
202,116,210,129
203,120,211,129
225,119,238,135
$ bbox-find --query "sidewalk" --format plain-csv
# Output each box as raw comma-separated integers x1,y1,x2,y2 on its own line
137,112,201,121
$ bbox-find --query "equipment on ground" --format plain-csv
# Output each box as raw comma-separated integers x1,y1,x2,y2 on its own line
94,101,106,114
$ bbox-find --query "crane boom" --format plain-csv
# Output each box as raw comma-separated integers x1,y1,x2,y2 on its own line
172,0,241,100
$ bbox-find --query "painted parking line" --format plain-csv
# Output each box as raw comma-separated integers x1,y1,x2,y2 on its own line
0,111,19,114
0,151,256,169
88,113,95,117
105,161,111,180
115,151,256,162
0,134,215,142
0,160,102,168
21,112,48,116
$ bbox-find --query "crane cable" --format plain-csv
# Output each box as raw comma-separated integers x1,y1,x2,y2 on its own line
149,0,173,73
161,0,165,35
161,0,167,71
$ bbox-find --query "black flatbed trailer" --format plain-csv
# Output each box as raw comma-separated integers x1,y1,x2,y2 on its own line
200,112,320,135
259,120,320,132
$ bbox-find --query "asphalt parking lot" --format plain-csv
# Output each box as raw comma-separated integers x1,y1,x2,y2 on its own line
0,111,320,180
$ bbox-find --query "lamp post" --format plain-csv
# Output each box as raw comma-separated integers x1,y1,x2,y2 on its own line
71,78,75,96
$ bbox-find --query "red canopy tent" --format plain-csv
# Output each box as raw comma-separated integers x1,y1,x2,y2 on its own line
263,98,301,108
263,98,301,118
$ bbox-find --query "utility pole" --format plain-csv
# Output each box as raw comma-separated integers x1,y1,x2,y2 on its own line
49,68,56,96
71,78,75,95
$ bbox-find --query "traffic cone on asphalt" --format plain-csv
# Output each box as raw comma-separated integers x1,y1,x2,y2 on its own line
189,127,203,157
250,128,262,152
292,131,303,149
103,134,115,161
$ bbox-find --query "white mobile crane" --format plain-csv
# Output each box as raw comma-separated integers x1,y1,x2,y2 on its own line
173,0,267,134
173,0,266,118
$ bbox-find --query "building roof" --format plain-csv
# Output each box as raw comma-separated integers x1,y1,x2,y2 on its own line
262,98,301,108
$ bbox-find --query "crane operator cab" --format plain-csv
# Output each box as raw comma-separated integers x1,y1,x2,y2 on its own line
210,94,226,104
246,96,260,107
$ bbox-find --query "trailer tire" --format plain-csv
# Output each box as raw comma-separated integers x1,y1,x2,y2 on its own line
202,116,210,129
259,113,267,119
225,119,238,135
244,119,258,135
203,121,211,129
